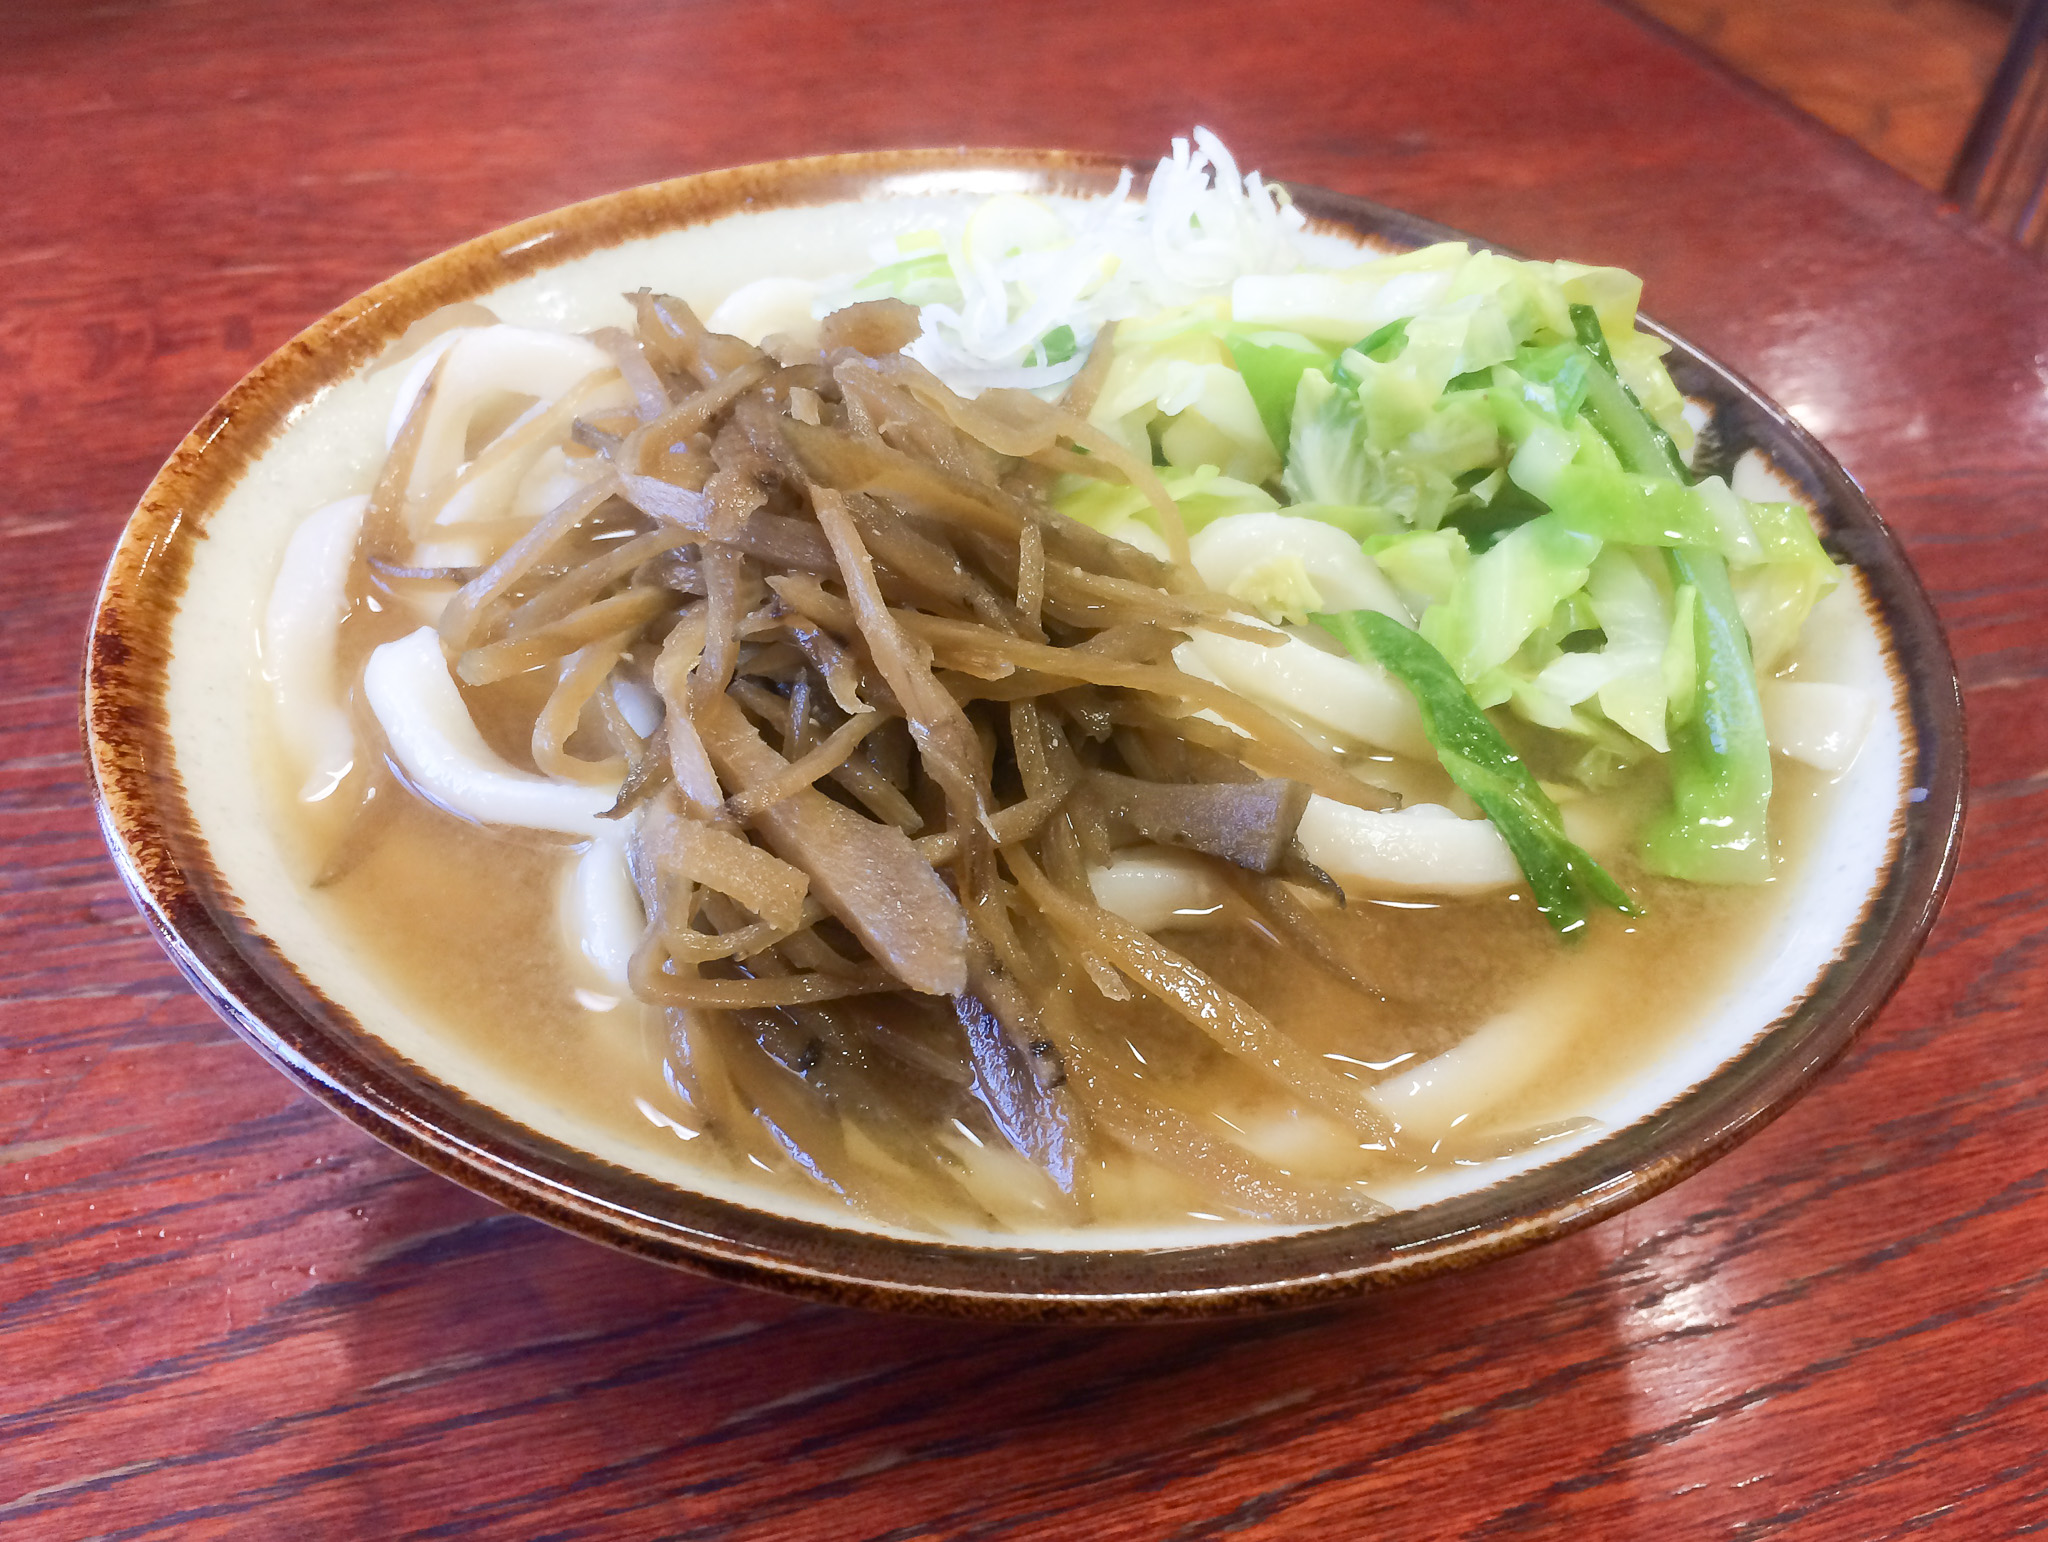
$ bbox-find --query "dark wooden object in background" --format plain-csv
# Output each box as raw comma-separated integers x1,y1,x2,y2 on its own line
5,1,2046,1535
1947,0,2048,245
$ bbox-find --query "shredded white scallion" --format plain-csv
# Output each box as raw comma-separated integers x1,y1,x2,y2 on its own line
825,127,1311,397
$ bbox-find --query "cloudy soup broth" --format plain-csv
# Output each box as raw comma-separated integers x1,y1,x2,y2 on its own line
281,760,1822,1236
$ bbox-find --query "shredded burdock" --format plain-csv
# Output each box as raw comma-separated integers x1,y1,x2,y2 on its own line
348,292,1402,1231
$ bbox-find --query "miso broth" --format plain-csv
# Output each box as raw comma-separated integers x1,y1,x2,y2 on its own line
268,705,1818,1236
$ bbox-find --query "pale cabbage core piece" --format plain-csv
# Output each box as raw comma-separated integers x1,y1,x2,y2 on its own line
1190,511,1411,627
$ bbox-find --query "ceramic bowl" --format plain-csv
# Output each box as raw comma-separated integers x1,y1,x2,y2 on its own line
84,149,1967,1320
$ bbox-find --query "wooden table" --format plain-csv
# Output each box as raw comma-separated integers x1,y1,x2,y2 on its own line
7,1,2043,1534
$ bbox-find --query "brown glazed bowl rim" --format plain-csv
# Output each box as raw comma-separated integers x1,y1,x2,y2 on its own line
84,148,1968,1322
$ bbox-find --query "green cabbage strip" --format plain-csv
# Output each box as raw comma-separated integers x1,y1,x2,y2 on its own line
1511,341,1594,424
1415,513,1601,686
1539,463,1741,552
1736,499,1840,672
853,248,958,307
1567,309,1774,883
1314,609,1638,937
1052,464,1277,543
1571,304,1691,481
1440,478,1549,553
1643,548,1775,882
1279,364,1480,535
1225,331,1334,456
1282,368,1372,506
1333,318,1412,381
1035,325,1079,366
1570,299,1618,371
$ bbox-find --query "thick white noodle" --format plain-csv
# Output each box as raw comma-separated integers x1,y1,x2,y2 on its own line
1761,680,1874,774
563,809,646,993
1086,846,1227,932
413,442,601,571
1173,623,1431,760
707,277,821,348
262,494,368,802
362,627,617,837
1297,799,1518,895
384,328,475,448
396,326,626,533
611,678,664,738
1365,963,1599,1138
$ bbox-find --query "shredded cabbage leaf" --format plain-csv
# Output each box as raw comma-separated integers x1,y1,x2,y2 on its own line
840,131,1847,904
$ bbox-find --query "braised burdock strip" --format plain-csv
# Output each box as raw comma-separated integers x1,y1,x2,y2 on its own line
353,292,1399,1229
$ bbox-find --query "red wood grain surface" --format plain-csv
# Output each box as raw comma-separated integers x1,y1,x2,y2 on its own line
6,1,2045,1535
